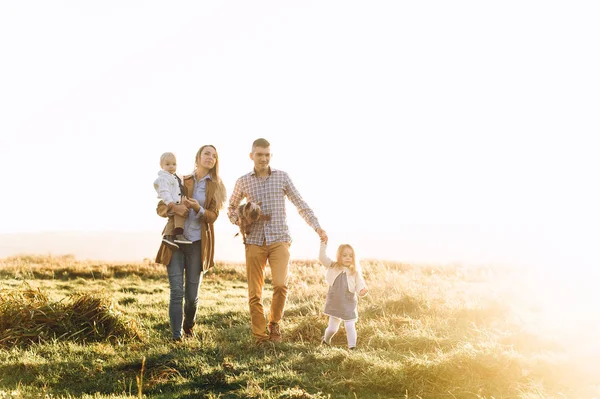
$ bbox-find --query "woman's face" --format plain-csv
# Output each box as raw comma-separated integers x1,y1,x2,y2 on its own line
197,146,217,171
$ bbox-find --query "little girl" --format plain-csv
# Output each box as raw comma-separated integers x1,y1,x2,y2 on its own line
318,239,368,350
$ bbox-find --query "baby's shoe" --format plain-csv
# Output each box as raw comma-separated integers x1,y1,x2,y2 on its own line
174,234,193,245
162,235,179,249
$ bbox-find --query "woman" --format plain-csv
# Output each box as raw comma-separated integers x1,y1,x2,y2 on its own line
155,145,227,341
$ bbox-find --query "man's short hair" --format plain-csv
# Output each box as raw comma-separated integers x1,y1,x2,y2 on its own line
252,138,270,150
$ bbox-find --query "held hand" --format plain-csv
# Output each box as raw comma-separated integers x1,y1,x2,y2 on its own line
172,203,189,218
316,228,328,244
183,197,200,211
359,288,368,296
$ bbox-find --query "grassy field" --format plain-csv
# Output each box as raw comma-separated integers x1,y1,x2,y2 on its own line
0,254,597,399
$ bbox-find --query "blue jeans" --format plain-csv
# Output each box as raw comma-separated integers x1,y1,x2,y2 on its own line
166,240,203,339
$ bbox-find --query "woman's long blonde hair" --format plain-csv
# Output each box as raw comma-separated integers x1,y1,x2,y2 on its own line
195,145,227,210
335,244,358,275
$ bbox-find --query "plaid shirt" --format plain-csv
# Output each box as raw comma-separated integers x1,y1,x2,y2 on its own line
228,168,321,245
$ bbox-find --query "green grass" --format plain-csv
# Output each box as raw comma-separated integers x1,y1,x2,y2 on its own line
0,255,597,398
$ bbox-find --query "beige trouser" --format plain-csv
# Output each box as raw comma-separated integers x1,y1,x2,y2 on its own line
245,242,290,341
164,213,186,235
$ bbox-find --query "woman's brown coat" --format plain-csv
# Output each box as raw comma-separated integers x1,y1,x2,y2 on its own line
155,174,220,271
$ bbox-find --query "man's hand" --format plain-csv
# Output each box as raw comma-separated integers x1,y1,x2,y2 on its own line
316,228,328,243
359,288,368,296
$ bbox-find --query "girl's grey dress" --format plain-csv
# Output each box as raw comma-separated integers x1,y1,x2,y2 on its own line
323,271,358,321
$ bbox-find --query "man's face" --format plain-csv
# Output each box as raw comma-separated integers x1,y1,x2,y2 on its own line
250,146,271,172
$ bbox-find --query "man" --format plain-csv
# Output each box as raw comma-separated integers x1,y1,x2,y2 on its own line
228,138,328,344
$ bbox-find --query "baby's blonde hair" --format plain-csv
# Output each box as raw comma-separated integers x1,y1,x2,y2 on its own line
336,244,358,275
160,152,176,168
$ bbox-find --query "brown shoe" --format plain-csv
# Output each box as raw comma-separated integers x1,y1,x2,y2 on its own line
183,326,194,337
268,322,282,343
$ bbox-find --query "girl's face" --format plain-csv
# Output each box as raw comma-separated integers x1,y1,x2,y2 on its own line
197,146,217,171
161,156,177,174
340,248,354,267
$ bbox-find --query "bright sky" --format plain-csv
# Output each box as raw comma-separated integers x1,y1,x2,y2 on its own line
1,2,598,271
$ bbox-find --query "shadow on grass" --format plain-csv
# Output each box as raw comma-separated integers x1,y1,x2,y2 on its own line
198,309,248,330
0,349,240,398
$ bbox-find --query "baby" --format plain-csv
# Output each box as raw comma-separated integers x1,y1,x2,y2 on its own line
153,152,192,249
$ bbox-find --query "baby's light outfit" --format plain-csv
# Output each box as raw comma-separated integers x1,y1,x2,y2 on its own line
153,170,185,238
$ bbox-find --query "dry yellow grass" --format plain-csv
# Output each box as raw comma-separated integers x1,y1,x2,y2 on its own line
0,254,598,398
0,284,145,347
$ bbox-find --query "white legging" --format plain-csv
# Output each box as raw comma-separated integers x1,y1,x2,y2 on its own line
323,316,357,348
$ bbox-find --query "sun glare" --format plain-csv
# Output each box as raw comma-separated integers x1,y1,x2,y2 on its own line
506,266,600,385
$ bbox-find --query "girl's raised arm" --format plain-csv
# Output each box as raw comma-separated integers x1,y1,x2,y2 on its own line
319,241,333,268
